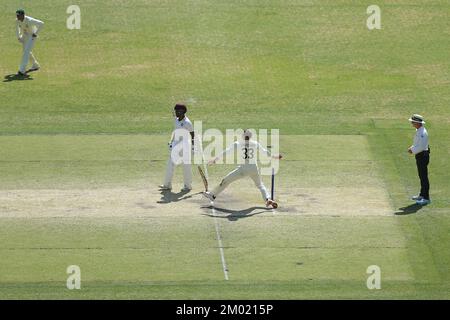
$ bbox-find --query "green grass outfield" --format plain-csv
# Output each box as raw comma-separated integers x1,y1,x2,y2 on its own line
0,0,449,299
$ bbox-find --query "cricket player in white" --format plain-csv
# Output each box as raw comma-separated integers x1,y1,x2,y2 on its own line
15,9,44,76
203,129,282,208
159,104,194,191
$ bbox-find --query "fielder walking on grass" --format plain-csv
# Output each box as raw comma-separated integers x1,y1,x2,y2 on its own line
15,9,44,76
203,129,282,209
408,114,431,205
159,104,195,192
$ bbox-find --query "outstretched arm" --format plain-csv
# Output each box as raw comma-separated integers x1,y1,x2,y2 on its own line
208,142,237,164
258,142,282,159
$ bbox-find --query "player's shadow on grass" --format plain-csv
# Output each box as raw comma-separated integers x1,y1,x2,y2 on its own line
157,190,201,204
394,203,424,215
3,74,33,82
202,206,272,221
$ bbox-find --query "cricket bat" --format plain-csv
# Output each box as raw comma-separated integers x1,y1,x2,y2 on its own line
198,165,208,192
196,141,209,191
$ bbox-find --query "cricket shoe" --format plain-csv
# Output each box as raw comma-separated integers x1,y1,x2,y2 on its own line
158,184,171,191
266,199,278,209
27,66,40,72
202,191,216,202
411,195,423,201
416,198,431,205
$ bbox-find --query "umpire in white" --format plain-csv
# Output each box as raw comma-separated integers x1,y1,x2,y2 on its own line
408,114,430,205
15,9,44,76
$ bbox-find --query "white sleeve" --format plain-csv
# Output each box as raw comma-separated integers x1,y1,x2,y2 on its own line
29,17,44,34
218,142,238,160
185,120,194,132
16,21,21,38
257,142,272,157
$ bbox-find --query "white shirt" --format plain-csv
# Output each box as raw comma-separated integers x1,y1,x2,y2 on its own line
16,16,44,38
171,116,193,146
174,116,193,132
410,126,429,154
219,140,271,165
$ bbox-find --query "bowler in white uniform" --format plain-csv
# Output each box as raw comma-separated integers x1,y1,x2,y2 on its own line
15,9,44,76
203,129,282,208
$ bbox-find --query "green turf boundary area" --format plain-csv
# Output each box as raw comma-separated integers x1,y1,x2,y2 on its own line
1,1,449,136
0,280,448,300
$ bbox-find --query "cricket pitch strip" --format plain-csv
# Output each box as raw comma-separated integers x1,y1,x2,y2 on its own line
0,185,392,218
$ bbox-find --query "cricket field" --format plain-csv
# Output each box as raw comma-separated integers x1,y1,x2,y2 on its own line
0,0,449,299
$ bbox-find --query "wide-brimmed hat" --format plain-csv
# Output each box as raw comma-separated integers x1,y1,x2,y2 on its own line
408,114,425,124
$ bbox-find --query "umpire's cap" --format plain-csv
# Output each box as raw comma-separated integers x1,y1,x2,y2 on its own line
16,9,25,15
174,104,187,113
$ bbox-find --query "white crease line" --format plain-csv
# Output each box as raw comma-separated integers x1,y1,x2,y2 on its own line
211,203,229,280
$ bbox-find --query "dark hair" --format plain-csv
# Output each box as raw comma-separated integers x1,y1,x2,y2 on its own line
174,104,187,112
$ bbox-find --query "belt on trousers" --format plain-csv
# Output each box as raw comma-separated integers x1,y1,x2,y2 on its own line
415,149,430,157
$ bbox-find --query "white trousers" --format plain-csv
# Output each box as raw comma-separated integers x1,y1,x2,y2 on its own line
212,164,269,201
19,35,39,73
163,158,192,189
